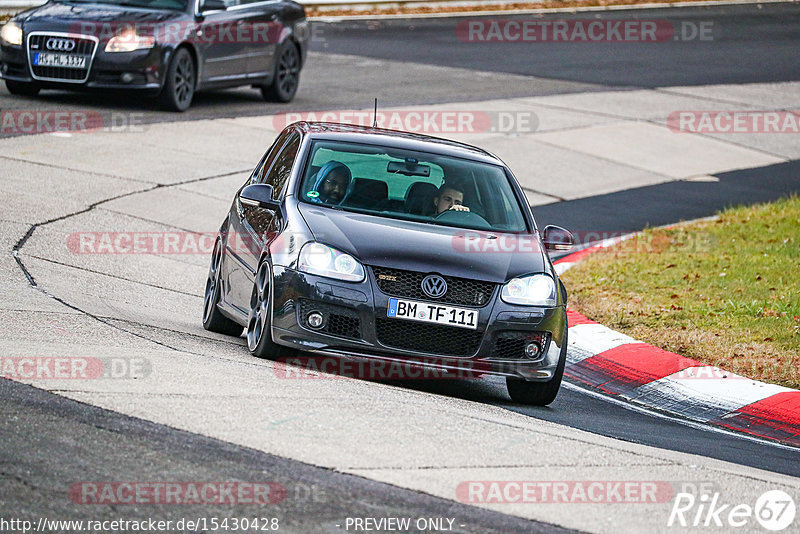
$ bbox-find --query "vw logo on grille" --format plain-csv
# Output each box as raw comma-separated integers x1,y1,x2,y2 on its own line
421,274,447,299
46,38,76,52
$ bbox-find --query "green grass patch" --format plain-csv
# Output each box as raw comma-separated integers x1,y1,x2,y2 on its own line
562,195,800,389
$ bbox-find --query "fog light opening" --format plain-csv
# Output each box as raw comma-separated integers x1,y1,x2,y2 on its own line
524,341,542,359
307,311,324,329
121,72,135,84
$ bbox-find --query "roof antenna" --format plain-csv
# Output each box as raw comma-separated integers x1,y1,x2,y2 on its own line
372,98,378,128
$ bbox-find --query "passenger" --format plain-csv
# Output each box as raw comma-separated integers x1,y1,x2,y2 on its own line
433,183,470,214
310,161,352,205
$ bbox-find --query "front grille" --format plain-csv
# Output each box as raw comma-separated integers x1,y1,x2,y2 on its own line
28,34,96,83
375,318,483,357
298,299,361,340
372,266,495,307
489,331,550,361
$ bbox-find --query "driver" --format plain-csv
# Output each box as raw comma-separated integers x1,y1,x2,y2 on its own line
433,183,470,215
310,161,352,205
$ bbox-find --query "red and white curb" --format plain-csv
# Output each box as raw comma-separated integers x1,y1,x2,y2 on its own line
554,241,800,448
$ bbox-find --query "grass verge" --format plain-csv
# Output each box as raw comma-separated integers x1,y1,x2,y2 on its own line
561,195,800,389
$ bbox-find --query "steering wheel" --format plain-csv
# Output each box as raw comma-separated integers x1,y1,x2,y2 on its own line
434,209,492,229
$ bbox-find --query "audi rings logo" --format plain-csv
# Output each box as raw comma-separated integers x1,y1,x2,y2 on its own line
421,275,448,299
46,38,76,52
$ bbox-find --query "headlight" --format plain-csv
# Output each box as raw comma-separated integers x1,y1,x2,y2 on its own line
298,242,365,282
104,27,155,52
501,274,556,306
1,22,23,46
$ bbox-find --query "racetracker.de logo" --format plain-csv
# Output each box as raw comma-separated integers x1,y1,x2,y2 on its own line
456,20,713,42
456,481,675,503
274,357,488,380
67,232,220,255
272,110,538,134
69,482,286,505
667,111,800,133
0,111,104,135
1,356,151,380
452,232,543,254
68,21,281,45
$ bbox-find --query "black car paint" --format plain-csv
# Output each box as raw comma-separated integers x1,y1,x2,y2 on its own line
0,0,307,93
214,123,568,382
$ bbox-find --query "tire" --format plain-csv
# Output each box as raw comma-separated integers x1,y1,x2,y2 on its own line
506,330,567,406
246,259,296,359
202,238,243,336
159,47,195,112
260,42,300,103
5,79,40,96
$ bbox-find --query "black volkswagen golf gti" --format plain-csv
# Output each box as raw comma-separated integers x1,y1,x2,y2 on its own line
0,0,307,110
204,122,575,405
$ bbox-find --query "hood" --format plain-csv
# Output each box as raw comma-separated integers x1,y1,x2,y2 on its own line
298,204,548,284
16,2,184,26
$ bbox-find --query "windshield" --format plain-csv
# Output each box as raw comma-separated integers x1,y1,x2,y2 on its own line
297,140,529,233
56,0,189,11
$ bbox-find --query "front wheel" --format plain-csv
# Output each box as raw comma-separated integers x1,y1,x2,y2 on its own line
159,47,195,112
260,43,300,103
247,260,296,359
5,80,40,96
506,331,567,406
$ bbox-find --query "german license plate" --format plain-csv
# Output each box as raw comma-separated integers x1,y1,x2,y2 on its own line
34,53,87,69
387,297,478,330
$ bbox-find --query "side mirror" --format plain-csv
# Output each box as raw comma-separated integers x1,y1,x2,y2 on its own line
240,184,280,210
542,225,574,252
200,0,227,11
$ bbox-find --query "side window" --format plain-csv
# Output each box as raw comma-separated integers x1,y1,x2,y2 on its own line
251,130,291,185
264,133,301,200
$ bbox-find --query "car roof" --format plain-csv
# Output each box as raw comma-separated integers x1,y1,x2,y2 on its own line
292,122,505,166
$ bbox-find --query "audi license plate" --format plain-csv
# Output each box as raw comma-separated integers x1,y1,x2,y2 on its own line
387,297,478,330
34,53,87,69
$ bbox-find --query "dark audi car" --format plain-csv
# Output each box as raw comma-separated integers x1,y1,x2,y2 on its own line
0,0,307,110
203,123,575,405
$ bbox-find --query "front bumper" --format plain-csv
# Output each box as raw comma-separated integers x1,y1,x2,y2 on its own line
269,265,567,382
0,41,165,92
